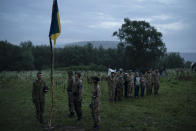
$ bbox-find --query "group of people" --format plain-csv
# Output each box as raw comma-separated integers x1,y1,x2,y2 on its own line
32,68,160,129
32,71,101,129
107,68,160,102
66,71,101,129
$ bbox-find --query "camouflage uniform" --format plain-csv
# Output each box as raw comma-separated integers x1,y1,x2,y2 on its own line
140,76,146,97
32,79,47,123
115,75,124,101
145,72,152,96
72,78,83,120
124,74,129,97
128,72,134,97
107,75,116,102
91,84,101,127
67,74,74,116
152,71,156,96
154,71,160,95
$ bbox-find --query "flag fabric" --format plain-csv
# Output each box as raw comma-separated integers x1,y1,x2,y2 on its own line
49,0,61,45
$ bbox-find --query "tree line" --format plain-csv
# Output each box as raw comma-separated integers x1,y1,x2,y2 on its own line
0,40,188,72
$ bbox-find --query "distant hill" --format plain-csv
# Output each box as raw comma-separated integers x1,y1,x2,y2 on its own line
57,41,119,49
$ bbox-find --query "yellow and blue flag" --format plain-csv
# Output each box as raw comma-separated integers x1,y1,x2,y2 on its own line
49,0,61,45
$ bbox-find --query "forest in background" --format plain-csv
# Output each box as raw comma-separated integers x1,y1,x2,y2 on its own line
0,40,190,72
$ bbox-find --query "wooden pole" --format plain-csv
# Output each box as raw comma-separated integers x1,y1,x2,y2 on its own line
48,38,54,128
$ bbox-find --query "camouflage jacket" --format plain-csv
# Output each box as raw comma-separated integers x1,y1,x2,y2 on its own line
107,76,116,89
67,77,73,92
91,85,101,105
72,78,83,101
32,80,47,103
155,72,160,84
145,73,152,85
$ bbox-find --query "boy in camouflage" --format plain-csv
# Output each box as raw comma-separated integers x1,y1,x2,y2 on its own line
107,72,116,102
32,72,48,123
154,69,160,96
67,70,74,118
128,70,134,97
140,75,146,97
72,72,83,121
145,70,152,96
90,76,101,129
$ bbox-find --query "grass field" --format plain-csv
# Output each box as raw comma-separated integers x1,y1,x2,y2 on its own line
0,71,196,131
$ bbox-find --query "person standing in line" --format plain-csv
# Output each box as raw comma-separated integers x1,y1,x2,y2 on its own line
32,72,48,124
90,76,101,129
67,70,74,118
72,72,83,121
134,72,140,98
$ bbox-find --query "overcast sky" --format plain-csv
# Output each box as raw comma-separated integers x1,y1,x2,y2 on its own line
0,0,196,52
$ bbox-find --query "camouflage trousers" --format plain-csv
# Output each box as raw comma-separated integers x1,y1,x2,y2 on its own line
67,91,74,114
154,83,160,95
146,83,152,96
127,83,134,97
73,98,82,119
115,87,123,101
33,101,44,122
91,101,100,126
108,86,116,102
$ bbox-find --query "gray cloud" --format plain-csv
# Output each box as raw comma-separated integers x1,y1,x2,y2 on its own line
0,0,195,52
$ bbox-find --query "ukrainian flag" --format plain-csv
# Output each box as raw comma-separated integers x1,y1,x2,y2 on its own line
49,0,61,45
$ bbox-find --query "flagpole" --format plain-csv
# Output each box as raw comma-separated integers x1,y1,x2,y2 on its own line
48,37,54,128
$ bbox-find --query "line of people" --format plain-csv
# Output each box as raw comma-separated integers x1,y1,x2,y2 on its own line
32,69,160,129
107,69,160,102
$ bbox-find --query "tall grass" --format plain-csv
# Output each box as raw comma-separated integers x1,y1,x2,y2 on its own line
0,71,195,131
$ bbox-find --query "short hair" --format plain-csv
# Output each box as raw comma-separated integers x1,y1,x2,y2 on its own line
67,70,73,75
75,72,81,78
37,71,42,76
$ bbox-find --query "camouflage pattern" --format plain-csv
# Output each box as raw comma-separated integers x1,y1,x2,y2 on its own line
67,75,74,115
124,74,129,97
115,75,124,101
154,71,160,95
72,78,83,119
91,84,101,126
127,72,134,97
107,75,116,102
140,76,146,97
152,71,156,95
32,79,47,123
145,72,152,96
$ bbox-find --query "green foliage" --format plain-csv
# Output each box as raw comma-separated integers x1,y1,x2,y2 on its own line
159,53,185,69
0,71,196,131
0,41,122,71
113,18,167,69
